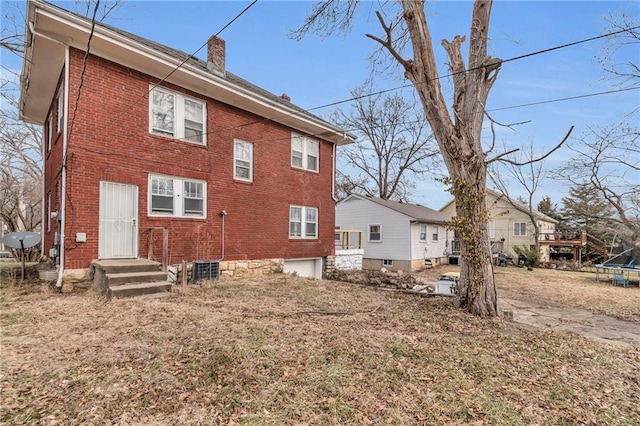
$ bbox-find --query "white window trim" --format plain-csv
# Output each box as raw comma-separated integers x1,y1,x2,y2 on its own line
149,86,207,145
291,133,319,172
47,117,52,152
233,139,253,182
56,88,63,132
47,192,51,233
289,205,318,239
382,259,394,267
513,222,527,237
432,225,439,242
419,224,427,242
488,220,496,239
148,174,207,218
368,224,382,242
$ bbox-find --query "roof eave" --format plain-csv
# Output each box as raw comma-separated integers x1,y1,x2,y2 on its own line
21,0,355,145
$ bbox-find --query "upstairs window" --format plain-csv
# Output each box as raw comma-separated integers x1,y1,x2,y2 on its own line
289,205,318,239
150,87,206,144
291,134,319,172
234,140,253,181
514,222,527,237
149,174,206,218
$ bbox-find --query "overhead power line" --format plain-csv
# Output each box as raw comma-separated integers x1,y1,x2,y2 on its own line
309,24,640,112
487,87,640,113
63,4,637,146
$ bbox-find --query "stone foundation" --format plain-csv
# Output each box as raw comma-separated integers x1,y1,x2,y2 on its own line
219,258,284,277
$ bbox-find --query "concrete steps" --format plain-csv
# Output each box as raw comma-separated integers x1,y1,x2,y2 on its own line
108,281,172,299
92,259,171,298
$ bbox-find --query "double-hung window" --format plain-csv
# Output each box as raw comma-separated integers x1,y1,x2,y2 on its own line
149,174,206,218
150,87,206,144
369,224,381,242
513,222,527,237
234,140,253,181
289,205,318,239
291,134,319,172
419,224,427,241
432,225,439,242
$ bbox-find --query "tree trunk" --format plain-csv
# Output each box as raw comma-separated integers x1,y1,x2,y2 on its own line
400,0,500,316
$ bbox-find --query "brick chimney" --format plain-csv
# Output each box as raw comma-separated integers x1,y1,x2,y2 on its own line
207,35,225,76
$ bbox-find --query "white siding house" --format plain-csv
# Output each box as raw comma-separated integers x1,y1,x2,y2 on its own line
439,189,558,262
336,195,450,271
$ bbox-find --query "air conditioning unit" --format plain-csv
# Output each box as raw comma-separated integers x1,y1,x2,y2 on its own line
191,260,220,283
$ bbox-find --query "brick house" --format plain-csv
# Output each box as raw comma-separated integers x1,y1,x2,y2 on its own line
19,0,354,283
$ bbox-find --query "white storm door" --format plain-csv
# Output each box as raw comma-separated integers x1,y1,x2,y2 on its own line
99,182,139,259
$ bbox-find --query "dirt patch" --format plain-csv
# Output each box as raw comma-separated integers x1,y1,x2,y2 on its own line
1,274,639,425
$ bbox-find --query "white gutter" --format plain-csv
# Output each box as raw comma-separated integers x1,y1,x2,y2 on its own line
29,19,69,288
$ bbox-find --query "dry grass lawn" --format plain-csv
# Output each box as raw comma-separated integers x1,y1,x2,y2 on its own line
493,267,640,323
1,269,639,425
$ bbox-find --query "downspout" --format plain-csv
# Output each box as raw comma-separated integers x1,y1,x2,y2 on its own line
29,20,70,289
55,44,70,289
331,143,337,202
219,210,227,260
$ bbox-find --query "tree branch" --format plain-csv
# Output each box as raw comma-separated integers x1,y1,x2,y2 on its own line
488,126,573,165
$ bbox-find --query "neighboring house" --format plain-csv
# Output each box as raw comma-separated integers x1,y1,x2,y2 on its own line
335,194,450,271
439,189,558,262
19,0,354,280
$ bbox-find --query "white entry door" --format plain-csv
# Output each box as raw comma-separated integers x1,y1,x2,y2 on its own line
99,181,138,259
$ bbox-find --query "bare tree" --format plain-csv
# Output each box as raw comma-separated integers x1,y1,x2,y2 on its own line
561,13,640,244
332,81,438,202
490,142,549,262
295,0,546,316
600,12,640,87
0,103,43,260
558,124,639,243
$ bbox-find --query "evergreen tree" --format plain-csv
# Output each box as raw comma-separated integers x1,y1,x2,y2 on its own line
537,196,563,223
561,184,614,241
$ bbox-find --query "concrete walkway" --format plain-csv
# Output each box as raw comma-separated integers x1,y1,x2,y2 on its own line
501,297,640,349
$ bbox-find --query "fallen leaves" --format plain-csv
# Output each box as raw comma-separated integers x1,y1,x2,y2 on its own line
1,274,639,425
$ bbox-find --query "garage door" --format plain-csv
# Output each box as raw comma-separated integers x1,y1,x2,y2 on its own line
283,258,322,279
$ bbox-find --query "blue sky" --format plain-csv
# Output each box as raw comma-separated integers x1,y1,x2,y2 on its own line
2,0,639,209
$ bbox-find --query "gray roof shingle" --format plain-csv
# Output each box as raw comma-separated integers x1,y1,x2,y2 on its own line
58,1,331,125
353,195,450,223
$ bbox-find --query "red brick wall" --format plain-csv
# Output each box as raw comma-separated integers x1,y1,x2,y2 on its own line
54,48,336,269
